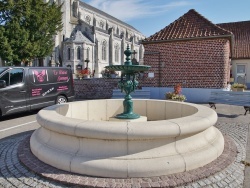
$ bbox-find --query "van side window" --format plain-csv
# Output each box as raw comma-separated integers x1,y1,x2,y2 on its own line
10,69,24,85
1,72,10,86
0,69,24,86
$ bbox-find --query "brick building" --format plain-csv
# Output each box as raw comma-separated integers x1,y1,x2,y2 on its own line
140,9,234,102
217,21,250,88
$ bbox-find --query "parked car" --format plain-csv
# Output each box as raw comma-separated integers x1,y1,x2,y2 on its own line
0,67,74,117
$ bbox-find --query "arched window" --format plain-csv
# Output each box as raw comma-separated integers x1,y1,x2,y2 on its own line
86,48,90,59
120,31,124,38
116,28,119,35
77,47,81,60
67,48,71,60
102,41,107,61
114,44,119,62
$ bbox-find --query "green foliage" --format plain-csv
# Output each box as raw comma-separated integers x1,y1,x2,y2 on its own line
0,0,63,65
0,26,13,62
232,83,247,89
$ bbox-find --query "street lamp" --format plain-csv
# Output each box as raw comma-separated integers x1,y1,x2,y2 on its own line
50,54,53,67
85,58,90,68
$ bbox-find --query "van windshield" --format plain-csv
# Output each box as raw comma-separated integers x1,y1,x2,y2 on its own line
0,68,8,75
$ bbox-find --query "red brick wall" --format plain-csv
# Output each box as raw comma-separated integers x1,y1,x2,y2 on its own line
141,38,231,89
74,78,119,99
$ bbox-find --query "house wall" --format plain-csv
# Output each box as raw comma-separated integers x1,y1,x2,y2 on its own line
141,38,231,89
231,59,250,88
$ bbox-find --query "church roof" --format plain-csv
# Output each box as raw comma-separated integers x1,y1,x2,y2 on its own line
79,1,140,33
65,30,93,44
144,9,232,42
217,21,250,59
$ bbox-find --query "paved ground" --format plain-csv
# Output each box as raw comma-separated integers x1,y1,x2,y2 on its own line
0,103,249,188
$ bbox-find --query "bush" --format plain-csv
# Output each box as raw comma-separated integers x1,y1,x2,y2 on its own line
232,83,247,89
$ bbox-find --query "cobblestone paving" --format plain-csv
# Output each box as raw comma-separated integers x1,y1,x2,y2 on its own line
0,122,248,188
179,122,248,188
0,134,71,188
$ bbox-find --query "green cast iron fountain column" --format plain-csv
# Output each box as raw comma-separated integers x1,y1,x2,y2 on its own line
105,45,150,119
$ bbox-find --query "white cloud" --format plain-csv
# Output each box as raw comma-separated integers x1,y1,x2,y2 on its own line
86,0,189,21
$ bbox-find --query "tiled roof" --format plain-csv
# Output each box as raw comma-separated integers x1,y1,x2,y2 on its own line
217,21,250,59
144,9,232,42
64,30,93,44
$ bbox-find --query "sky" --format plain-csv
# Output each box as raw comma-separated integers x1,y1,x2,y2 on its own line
83,0,250,37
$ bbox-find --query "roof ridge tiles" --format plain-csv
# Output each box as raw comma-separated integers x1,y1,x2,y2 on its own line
144,9,233,42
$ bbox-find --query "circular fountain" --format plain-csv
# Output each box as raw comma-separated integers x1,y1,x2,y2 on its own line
30,46,224,178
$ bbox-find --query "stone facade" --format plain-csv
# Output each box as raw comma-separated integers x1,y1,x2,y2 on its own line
44,0,145,77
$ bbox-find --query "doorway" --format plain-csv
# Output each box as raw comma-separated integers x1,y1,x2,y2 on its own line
236,64,246,84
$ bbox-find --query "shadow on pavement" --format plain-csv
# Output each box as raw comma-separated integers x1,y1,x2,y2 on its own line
217,113,241,118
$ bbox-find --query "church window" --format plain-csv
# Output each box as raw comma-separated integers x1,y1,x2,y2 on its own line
115,44,119,62
102,41,107,61
116,28,119,35
99,21,104,29
67,48,71,60
86,48,90,59
85,15,91,25
77,47,81,60
120,31,124,37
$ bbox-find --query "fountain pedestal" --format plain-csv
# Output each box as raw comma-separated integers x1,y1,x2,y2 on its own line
105,45,150,119
109,116,147,122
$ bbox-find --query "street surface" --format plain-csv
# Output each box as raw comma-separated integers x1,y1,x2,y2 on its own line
0,110,40,140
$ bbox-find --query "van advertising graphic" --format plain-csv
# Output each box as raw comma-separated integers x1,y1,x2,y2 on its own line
57,86,68,91
42,87,54,96
53,69,69,82
29,68,71,98
30,69,69,84
32,88,42,96
32,70,49,83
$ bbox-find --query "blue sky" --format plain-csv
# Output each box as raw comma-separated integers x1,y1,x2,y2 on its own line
83,0,250,37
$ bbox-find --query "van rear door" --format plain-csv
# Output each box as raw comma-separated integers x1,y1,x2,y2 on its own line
0,68,28,116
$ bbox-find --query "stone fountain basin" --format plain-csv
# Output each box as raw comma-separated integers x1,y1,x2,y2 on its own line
30,99,224,178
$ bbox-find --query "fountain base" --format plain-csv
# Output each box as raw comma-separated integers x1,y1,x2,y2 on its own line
115,112,140,119
31,99,223,178
109,116,147,122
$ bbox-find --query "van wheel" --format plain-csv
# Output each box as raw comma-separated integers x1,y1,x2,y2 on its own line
56,95,67,104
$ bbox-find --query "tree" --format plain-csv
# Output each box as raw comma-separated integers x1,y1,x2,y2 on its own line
0,0,63,66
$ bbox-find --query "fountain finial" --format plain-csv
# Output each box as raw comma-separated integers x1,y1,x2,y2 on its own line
124,45,132,66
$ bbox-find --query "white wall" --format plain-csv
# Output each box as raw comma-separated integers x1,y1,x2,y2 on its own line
142,87,224,103
231,59,250,88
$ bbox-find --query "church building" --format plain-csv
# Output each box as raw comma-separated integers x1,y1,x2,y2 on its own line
44,0,145,77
